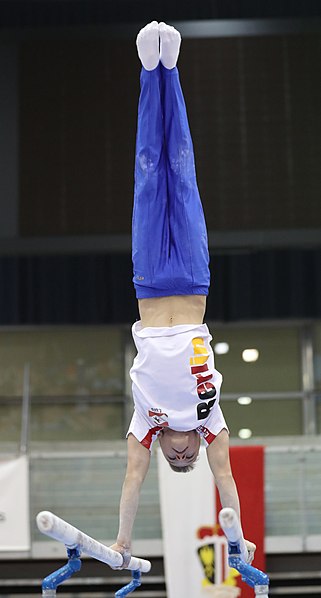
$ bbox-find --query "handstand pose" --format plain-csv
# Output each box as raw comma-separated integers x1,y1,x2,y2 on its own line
111,21,256,567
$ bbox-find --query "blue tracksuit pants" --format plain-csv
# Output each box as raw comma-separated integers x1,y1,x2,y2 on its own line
132,64,210,299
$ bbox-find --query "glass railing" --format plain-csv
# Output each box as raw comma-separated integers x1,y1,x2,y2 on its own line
23,440,321,553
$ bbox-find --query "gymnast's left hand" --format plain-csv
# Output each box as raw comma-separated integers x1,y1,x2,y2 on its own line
109,542,132,569
244,539,256,564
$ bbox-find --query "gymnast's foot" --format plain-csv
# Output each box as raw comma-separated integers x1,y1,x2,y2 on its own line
159,22,181,69
136,21,160,71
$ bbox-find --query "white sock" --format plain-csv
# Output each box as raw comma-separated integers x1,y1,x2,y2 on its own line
136,21,160,71
159,22,181,70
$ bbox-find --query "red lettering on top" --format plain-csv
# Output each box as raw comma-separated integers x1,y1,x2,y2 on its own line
191,363,209,375
196,372,213,384
190,338,215,402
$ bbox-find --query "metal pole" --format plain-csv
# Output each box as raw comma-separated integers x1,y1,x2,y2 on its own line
20,363,30,455
301,325,316,435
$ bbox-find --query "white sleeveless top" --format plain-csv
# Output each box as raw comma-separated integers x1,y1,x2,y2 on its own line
127,321,227,450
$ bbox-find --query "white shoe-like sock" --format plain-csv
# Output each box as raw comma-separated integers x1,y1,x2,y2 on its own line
136,21,160,71
159,22,181,69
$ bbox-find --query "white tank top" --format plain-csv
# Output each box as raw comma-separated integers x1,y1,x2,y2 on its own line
127,321,227,450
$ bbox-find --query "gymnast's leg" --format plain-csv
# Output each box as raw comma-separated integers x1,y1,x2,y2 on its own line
159,23,210,296
132,22,170,299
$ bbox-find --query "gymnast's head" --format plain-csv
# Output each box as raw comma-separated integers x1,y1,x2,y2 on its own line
158,428,200,473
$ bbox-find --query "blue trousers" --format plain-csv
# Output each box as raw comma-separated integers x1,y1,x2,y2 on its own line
132,64,210,299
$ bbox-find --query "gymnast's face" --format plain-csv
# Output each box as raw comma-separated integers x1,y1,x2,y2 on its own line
158,429,200,468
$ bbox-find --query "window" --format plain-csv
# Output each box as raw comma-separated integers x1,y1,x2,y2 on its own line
211,324,303,437
0,326,124,442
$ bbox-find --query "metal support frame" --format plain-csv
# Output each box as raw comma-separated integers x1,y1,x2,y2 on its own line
228,542,270,597
37,511,150,597
41,545,141,597
42,547,81,596
219,508,269,597
115,570,142,597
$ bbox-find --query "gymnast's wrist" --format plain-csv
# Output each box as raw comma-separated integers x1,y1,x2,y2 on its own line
116,537,131,550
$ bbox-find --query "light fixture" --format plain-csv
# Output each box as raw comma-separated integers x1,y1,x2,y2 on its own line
242,349,259,363
237,396,252,406
238,428,252,439
214,342,229,355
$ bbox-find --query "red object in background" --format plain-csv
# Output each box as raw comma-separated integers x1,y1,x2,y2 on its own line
216,446,265,597
197,524,221,540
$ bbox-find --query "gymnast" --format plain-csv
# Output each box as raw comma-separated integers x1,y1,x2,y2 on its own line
111,21,256,569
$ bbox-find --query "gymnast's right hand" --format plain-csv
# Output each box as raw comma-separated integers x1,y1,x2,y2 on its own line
109,542,132,569
244,539,256,564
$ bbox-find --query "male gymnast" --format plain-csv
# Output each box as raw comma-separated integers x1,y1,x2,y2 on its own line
111,21,256,568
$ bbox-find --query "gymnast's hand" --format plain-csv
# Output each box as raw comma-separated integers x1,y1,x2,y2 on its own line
109,542,132,569
244,539,256,564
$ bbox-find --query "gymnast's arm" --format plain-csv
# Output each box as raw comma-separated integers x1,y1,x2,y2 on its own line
206,428,241,518
206,428,256,562
110,433,151,568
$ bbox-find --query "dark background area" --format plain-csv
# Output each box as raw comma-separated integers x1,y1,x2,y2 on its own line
1,0,321,27
19,34,321,236
0,1,321,324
